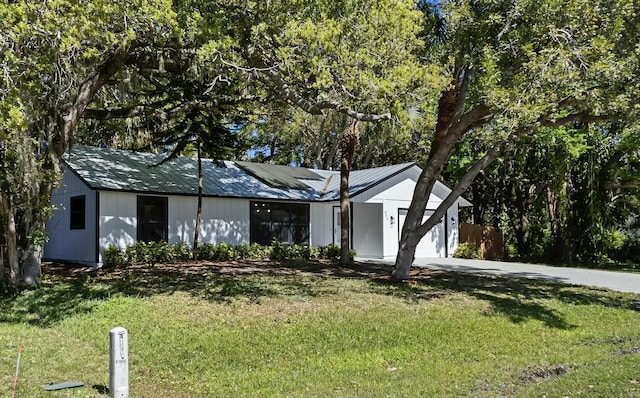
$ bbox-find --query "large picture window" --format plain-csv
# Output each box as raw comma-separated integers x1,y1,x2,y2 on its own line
137,196,168,243
70,195,86,230
250,201,310,245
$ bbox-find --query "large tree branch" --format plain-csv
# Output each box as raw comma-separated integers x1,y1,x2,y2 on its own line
415,111,611,237
256,60,391,122
451,66,476,122
450,103,493,136
540,112,610,127
83,105,156,120
83,95,260,121
54,43,131,157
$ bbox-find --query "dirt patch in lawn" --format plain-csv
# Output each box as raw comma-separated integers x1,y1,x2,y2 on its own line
522,365,568,383
617,346,640,355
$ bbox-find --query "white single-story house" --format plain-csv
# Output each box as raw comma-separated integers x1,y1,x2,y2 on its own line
43,145,472,266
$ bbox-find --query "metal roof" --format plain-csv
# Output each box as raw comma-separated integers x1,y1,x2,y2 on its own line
234,161,322,190
62,145,419,202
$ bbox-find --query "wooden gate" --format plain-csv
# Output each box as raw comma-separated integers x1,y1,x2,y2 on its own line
459,223,503,260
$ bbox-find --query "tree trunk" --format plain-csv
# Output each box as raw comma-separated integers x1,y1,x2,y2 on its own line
339,120,359,264
15,45,132,286
0,237,4,291
20,243,42,287
391,224,422,280
193,141,203,260
0,194,20,287
392,85,465,279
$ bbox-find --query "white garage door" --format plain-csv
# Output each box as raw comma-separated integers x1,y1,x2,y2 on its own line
398,209,445,258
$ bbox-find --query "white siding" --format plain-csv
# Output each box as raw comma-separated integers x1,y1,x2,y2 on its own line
351,171,463,258
399,209,446,258
310,202,334,247
375,179,441,206
44,169,96,264
365,177,445,258
98,192,138,263
97,194,250,263
169,196,249,247
381,200,407,257
352,203,383,258
447,205,460,256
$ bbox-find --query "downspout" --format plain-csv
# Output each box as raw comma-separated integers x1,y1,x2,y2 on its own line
95,191,100,265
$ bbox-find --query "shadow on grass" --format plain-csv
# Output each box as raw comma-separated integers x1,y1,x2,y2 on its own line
0,261,322,327
0,260,637,328
371,269,640,329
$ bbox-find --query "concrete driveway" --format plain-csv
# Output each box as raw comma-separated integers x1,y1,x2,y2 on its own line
362,257,640,294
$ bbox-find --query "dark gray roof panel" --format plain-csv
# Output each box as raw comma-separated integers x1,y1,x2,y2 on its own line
234,161,319,190
63,145,418,202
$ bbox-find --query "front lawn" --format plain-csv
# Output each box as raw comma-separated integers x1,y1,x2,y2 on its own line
1,261,639,397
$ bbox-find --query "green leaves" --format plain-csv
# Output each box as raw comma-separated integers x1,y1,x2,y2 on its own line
241,0,427,113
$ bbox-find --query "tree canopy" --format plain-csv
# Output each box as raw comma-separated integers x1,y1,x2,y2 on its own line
390,0,640,279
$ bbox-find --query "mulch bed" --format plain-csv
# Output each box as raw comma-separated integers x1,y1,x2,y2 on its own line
42,259,430,281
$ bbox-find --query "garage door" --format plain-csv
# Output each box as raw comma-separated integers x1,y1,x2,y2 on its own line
398,209,445,258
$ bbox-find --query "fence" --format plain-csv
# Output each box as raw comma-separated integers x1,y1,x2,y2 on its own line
459,223,503,260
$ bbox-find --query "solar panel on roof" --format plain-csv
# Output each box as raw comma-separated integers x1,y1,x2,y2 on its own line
235,161,320,190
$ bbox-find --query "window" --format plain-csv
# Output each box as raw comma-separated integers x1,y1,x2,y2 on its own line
250,201,310,245
137,196,168,243
70,195,86,230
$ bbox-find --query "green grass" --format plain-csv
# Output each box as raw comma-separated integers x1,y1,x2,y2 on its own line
1,261,639,397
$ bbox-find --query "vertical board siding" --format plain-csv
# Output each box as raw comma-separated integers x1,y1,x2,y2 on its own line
44,169,97,264
98,191,137,263
381,200,407,257
398,209,446,258
46,161,466,264
98,194,251,263
310,202,334,247
169,196,250,247
364,178,452,258
352,203,383,257
447,206,460,257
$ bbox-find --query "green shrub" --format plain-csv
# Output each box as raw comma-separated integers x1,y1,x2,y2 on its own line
259,245,273,260
147,241,173,265
171,242,192,261
234,243,252,260
270,240,289,260
112,240,356,264
250,242,271,259
300,245,321,260
196,243,217,261
214,242,235,261
234,243,271,260
453,242,481,259
604,229,626,252
103,245,126,268
269,240,325,260
125,241,151,264
321,244,341,260
348,249,357,260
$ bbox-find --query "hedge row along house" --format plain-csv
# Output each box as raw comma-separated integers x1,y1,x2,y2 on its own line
43,145,471,266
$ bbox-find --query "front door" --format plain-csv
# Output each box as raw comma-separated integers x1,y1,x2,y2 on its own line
333,206,341,245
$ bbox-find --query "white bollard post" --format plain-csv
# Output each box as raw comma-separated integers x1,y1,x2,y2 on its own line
109,327,129,398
